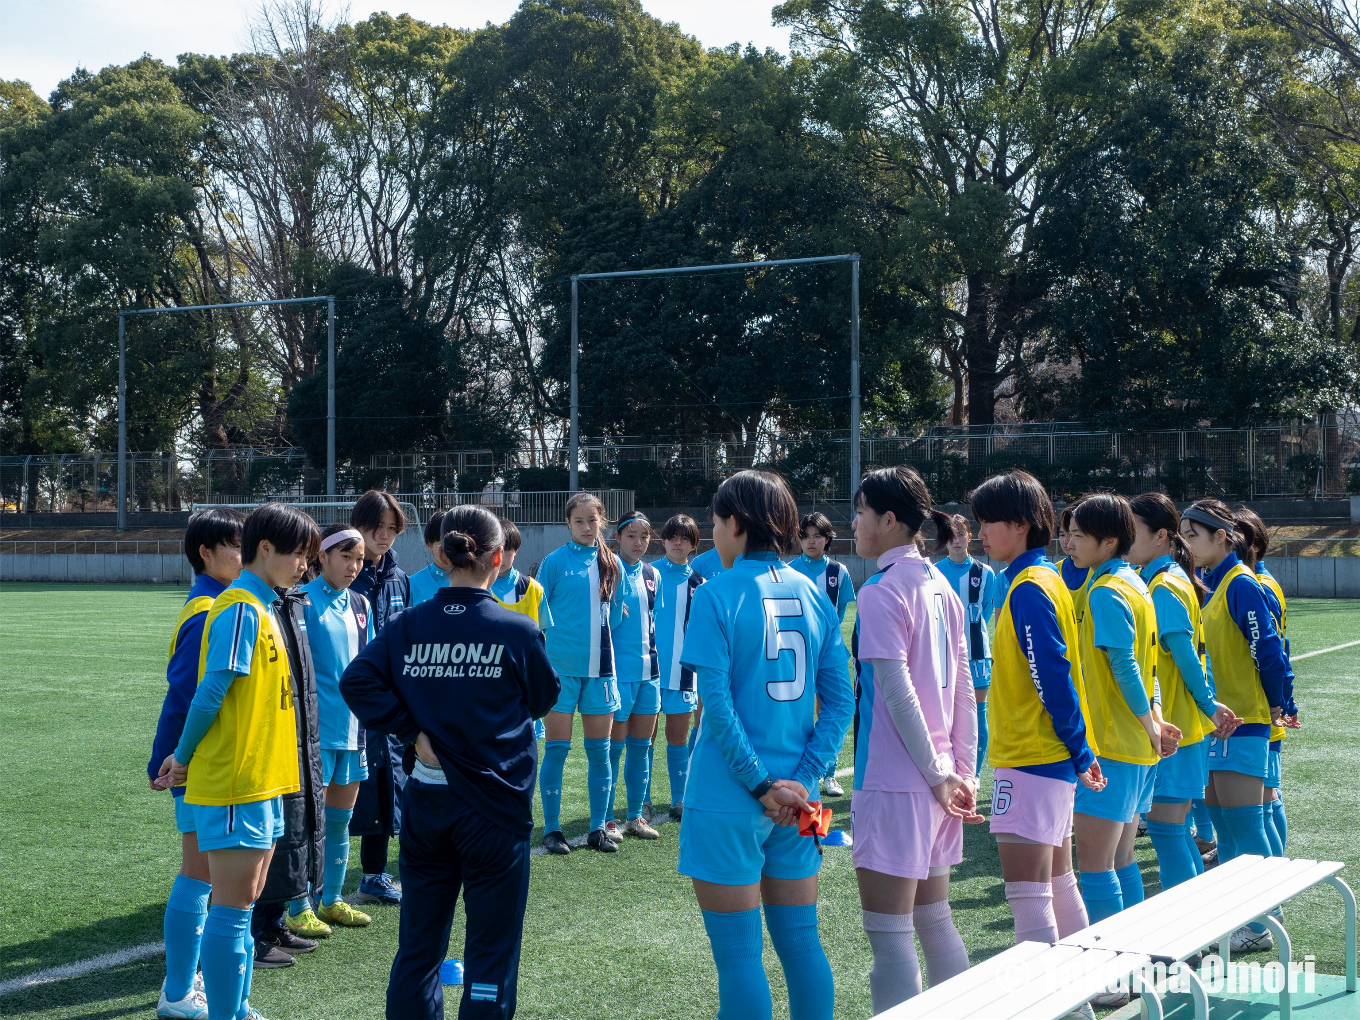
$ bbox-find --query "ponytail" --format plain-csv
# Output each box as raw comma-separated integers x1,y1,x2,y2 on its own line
1131,492,1208,604
856,465,956,554
1233,507,1270,568
565,492,619,600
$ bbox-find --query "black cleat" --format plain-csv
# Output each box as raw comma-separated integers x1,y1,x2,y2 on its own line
668,803,684,823
542,830,572,855
264,927,317,955
253,942,295,969
640,800,655,823
587,828,620,853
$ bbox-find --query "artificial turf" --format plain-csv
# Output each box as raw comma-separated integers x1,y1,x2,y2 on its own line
0,583,1356,1019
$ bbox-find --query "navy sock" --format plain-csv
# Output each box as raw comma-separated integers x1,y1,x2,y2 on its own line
163,874,211,1002
625,736,651,819
608,739,626,818
1115,861,1144,907
703,909,772,1020
667,741,690,806
200,904,250,1020
765,902,834,1020
1205,804,1236,861
540,740,570,834
975,699,989,777
1223,803,1272,858
1078,870,1124,923
584,737,613,831
1147,820,1197,891
1191,799,1215,842
323,805,354,904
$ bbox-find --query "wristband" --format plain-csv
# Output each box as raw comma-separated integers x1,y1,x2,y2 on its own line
750,777,775,801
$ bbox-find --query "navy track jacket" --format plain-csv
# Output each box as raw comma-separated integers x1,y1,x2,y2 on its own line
340,587,560,837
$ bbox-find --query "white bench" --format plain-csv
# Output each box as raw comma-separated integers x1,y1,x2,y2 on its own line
1057,853,1355,1020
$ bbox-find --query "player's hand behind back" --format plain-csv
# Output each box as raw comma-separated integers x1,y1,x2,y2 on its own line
761,780,812,827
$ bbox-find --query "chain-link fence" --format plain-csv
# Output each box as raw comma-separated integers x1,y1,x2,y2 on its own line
4,420,1357,515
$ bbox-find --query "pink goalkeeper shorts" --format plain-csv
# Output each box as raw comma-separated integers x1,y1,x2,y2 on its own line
988,767,1076,847
850,788,963,879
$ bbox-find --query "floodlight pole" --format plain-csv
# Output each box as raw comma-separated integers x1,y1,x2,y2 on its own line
117,295,334,531
568,253,861,501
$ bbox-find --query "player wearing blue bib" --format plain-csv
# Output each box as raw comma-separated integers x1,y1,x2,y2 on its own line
149,508,244,1019
678,471,853,1020
691,545,726,580
284,524,377,939
934,515,1000,776
408,509,450,608
537,492,625,854
605,511,664,840
652,514,704,821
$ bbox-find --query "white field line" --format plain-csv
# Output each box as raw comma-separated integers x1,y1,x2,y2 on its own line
1293,639,1360,661
0,941,164,997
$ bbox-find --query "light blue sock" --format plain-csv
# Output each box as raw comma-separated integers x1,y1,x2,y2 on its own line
625,736,652,820
1191,799,1215,842
1272,797,1288,852
667,742,690,806
1115,860,1144,907
236,924,254,1020
163,874,211,1002
1078,870,1124,923
1223,803,1271,858
764,902,834,1020
702,908,773,1020
641,739,656,805
1205,804,1236,861
607,739,626,819
584,737,613,832
1263,799,1284,856
323,805,354,904
1147,820,1197,891
200,904,250,1020
540,740,570,834
1185,820,1205,875
289,893,311,917
975,699,989,776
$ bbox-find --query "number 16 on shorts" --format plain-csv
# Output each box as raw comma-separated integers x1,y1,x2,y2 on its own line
992,777,1013,814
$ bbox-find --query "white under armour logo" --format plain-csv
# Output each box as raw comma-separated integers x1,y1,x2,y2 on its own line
238,963,247,976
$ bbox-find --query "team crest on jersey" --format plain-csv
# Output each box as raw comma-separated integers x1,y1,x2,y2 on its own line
828,575,838,587
645,578,656,592
971,577,980,587
355,612,367,628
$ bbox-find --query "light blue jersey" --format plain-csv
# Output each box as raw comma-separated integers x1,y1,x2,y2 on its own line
691,547,725,580
203,569,279,676
301,576,374,750
655,557,703,692
407,561,447,607
612,559,663,682
935,555,1000,663
680,552,854,811
537,541,622,678
785,552,856,624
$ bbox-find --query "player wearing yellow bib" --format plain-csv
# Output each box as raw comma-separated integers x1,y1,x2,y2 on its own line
156,504,319,1020
1056,503,1092,627
970,472,1104,952
491,517,552,741
1127,494,1243,897
1065,493,1174,928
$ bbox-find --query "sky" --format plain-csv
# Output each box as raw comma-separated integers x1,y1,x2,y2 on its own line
1,0,794,99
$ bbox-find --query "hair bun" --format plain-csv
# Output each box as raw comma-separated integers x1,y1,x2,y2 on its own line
444,530,476,555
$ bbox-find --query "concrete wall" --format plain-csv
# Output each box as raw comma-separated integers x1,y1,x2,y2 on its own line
0,553,194,583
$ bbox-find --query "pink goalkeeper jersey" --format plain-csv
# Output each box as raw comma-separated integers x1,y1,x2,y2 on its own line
853,544,975,793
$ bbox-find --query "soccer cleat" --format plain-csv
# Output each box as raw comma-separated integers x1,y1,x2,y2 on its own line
1136,816,1147,838
1089,991,1129,1008
157,979,208,1019
587,828,620,853
1062,1005,1097,1020
640,800,655,823
668,803,684,823
821,776,845,798
1231,925,1274,953
263,927,317,954
543,830,572,855
239,1009,271,1020
318,899,372,927
356,873,402,904
624,817,660,840
1201,847,1219,869
1195,837,1216,854
603,820,624,843
252,942,294,969
285,908,332,939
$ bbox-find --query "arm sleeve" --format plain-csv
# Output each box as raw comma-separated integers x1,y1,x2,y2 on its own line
148,614,207,781
696,664,771,794
339,626,421,746
1226,575,1293,709
1105,645,1151,716
1164,629,1216,717
536,559,557,633
837,569,855,624
173,668,237,763
870,658,953,785
951,644,979,777
524,631,562,720
1009,581,1096,773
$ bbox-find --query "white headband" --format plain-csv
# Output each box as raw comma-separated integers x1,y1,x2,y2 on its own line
320,528,363,552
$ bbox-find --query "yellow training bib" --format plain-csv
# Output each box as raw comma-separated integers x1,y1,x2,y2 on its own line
1080,570,1159,765
990,566,1093,768
495,575,546,627
1257,570,1288,742
185,588,301,806
1202,563,1273,728
1147,569,1215,748
168,595,215,661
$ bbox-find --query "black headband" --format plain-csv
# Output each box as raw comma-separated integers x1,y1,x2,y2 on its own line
1182,506,1237,535
615,510,651,535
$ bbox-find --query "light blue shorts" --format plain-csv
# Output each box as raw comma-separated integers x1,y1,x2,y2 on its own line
1266,740,1282,789
1074,758,1156,823
553,674,621,717
970,659,992,689
534,718,546,740
321,748,369,787
173,793,195,834
1207,733,1269,778
615,678,661,721
678,807,822,886
191,796,285,852
1153,739,1209,803
661,688,697,716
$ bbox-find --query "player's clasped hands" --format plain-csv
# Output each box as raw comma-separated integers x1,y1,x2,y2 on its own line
1211,701,1245,739
760,779,814,827
931,772,985,824
1079,759,1107,791
1157,719,1182,758
154,753,188,790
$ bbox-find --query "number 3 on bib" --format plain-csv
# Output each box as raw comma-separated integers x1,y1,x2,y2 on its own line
763,597,807,702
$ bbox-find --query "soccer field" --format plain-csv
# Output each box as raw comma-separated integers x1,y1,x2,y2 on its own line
1,584,1357,1019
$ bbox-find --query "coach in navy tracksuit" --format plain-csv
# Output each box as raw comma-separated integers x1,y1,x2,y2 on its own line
341,505,559,1020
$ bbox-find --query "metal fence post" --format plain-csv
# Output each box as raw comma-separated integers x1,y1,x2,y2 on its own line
327,296,336,499
117,313,127,531
850,256,861,499
569,276,580,493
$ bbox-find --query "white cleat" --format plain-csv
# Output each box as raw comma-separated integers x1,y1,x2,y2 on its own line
1230,925,1275,953
821,776,845,798
157,979,209,1019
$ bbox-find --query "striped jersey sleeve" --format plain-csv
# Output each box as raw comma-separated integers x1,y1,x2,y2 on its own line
204,601,260,676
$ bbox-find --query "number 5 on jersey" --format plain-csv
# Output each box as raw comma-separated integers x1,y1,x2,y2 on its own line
763,597,807,702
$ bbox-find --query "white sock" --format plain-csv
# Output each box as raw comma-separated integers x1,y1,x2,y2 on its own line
863,910,922,1013
914,900,970,985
